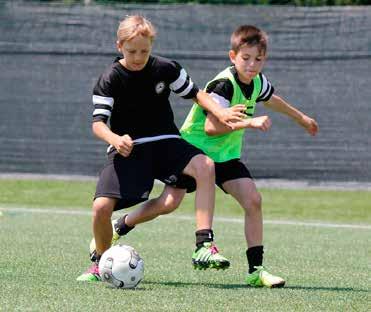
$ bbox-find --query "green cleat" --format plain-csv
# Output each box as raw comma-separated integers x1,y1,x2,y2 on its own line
246,266,285,288
192,242,230,270
89,218,121,260
76,263,101,282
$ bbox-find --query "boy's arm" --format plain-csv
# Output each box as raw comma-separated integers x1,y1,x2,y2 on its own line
264,94,319,136
205,113,272,136
194,90,246,129
92,121,133,157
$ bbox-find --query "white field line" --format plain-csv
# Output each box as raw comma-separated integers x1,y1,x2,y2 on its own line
1,206,370,230
1,174,371,190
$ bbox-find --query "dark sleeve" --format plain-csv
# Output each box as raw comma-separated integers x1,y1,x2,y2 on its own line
92,69,118,123
256,73,274,102
205,78,234,103
168,61,199,99
198,79,234,115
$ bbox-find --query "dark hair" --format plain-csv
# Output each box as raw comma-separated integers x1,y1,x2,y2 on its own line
230,25,268,54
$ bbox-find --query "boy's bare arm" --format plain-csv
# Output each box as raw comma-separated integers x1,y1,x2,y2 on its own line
205,113,272,136
92,121,133,157
264,94,319,136
194,91,246,129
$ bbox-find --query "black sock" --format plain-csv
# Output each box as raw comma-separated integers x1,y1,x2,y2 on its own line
114,214,135,236
246,246,264,273
95,254,101,265
195,229,214,248
90,250,101,264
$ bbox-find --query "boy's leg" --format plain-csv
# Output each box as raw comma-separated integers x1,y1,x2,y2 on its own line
222,177,285,287
125,186,186,227
77,196,117,282
222,178,262,249
89,186,186,256
183,154,230,270
182,154,215,230
92,197,116,256
80,147,154,281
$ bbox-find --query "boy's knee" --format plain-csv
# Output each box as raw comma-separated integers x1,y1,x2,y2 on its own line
190,154,215,180
92,199,113,220
244,191,262,214
250,191,262,210
159,192,183,214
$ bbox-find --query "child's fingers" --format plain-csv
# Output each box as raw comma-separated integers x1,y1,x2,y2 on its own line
232,104,246,112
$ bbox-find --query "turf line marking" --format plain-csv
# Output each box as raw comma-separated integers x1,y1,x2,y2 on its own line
164,215,371,230
1,207,370,230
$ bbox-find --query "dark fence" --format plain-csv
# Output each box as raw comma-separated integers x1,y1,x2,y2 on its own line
0,1,370,181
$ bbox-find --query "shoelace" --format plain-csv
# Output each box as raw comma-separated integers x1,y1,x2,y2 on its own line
87,263,100,275
209,244,219,255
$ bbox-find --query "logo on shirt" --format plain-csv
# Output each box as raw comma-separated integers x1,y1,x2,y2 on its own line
164,175,177,184
155,81,166,94
141,191,150,199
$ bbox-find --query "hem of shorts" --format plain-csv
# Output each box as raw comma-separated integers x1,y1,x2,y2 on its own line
94,193,122,200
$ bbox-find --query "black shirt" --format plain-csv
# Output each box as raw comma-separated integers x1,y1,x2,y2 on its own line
92,55,199,139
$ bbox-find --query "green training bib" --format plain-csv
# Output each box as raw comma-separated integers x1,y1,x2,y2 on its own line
180,67,261,162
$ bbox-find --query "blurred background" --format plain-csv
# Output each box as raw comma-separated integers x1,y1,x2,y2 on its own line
0,0,370,181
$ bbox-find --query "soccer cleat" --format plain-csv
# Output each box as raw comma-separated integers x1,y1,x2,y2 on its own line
245,266,285,288
192,242,230,270
89,218,121,260
76,262,101,282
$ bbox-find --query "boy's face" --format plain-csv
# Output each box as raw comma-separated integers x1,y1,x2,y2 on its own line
117,35,152,71
229,44,266,84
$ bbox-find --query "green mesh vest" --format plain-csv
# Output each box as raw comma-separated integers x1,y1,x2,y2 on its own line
180,67,261,162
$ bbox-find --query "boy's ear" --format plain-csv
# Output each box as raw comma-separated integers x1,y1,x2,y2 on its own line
229,50,236,64
116,40,122,52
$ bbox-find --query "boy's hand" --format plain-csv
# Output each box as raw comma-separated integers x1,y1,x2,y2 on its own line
215,105,246,129
114,134,133,157
297,115,319,136
246,115,272,132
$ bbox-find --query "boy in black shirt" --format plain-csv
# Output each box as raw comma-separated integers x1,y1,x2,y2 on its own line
77,15,244,281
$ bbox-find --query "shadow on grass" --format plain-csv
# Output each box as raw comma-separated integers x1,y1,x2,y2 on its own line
143,281,369,292
285,285,369,293
143,280,256,289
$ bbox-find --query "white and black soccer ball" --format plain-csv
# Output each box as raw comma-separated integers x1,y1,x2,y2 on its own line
98,244,144,289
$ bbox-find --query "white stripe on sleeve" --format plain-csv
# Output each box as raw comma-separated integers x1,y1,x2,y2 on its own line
93,108,111,117
92,95,114,107
260,74,268,97
177,80,194,97
210,92,230,108
169,69,187,92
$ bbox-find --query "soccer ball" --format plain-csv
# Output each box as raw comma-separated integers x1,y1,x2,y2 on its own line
98,244,144,289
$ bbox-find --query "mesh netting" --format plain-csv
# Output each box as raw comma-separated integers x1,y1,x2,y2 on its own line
1,1,370,180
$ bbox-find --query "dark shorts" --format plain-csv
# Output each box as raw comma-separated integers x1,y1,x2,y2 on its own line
215,159,253,193
172,158,253,195
95,138,203,211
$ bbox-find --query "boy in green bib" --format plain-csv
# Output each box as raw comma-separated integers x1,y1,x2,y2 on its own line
180,25,318,288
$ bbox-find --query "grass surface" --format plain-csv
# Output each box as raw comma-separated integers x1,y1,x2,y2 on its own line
0,179,370,224
0,179,370,311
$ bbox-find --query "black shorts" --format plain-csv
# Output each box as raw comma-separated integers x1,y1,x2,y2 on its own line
95,138,203,211
171,158,253,195
215,159,253,193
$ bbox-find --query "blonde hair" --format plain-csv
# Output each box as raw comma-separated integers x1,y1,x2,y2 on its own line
117,15,156,43
230,25,268,54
